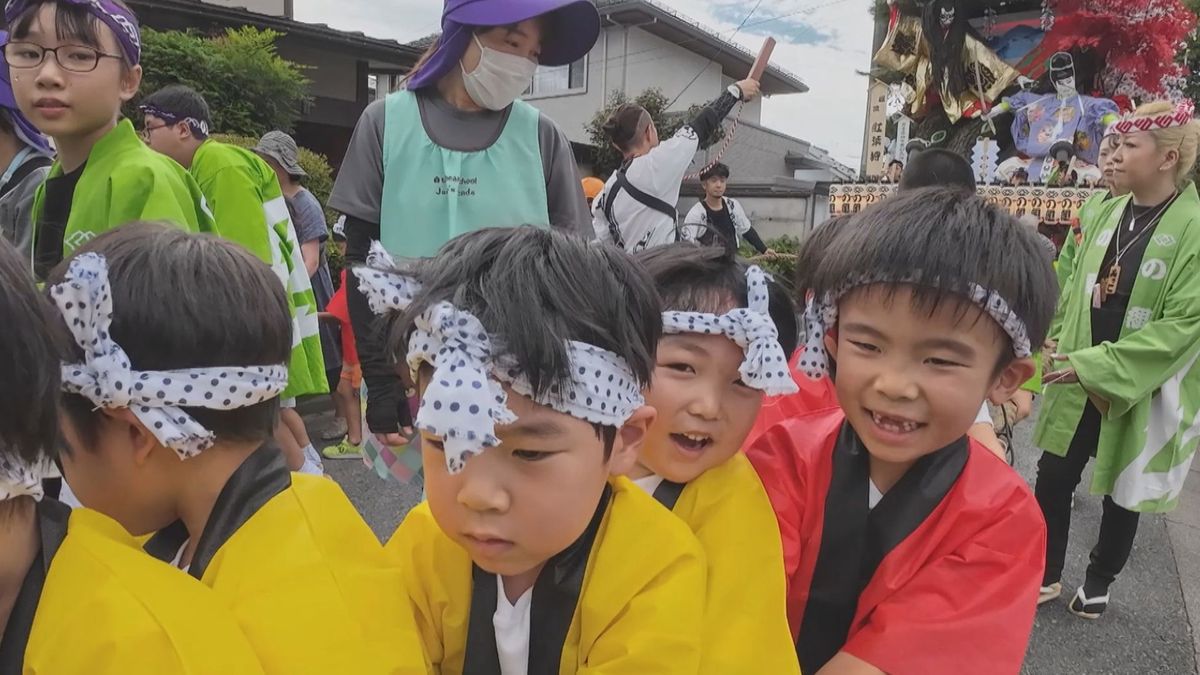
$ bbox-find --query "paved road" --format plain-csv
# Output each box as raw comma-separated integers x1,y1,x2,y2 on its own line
308,405,1199,674
1007,414,1197,675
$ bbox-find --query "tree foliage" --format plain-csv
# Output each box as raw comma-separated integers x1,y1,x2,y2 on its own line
1185,0,1200,106
129,26,311,137
586,88,724,179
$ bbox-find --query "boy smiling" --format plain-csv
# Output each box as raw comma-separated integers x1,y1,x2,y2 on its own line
750,187,1057,675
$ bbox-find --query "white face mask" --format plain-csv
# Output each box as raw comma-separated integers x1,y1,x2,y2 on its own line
461,35,538,111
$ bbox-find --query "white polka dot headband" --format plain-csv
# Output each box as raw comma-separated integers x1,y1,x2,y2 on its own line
0,454,47,502
51,253,290,459
798,276,1033,381
355,244,645,474
661,265,799,396
354,242,421,315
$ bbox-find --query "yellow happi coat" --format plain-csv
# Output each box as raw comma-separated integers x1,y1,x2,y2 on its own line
24,505,264,674
386,477,707,674
652,453,800,675
147,446,428,674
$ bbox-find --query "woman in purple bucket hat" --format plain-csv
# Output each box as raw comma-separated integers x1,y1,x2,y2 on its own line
330,0,600,449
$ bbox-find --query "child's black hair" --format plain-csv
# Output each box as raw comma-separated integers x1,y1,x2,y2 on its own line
140,84,212,129
0,237,60,465
898,148,976,192
47,223,291,451
794,214,851,296
699,162,731,182
9,0,139,67
803,187,1057,364
393,227,662,454
634,242,799,357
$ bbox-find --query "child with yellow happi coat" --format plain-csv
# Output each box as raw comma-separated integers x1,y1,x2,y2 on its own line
0,236,265,674
357,227,708,673
632,243,801,675
45,224,426,674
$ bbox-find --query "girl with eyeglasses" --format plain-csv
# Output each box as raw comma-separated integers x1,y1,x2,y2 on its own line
2,0,213,280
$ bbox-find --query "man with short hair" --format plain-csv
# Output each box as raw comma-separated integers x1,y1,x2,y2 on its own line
682,162,772,255
140,84,327,475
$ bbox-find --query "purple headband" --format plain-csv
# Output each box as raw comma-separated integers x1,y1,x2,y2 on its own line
138,103,209,140
4,0,140,65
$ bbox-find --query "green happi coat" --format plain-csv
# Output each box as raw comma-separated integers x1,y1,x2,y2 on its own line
1036,183,1200,513
30,120,214,259
190,139,327,398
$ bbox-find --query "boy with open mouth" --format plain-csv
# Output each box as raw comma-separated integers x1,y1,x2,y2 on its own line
630,242,800,674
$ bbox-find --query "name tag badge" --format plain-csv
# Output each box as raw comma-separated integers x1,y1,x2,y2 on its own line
1092,283,1103,309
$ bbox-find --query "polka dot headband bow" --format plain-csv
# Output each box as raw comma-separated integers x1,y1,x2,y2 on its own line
797,276,1033,381
52,254,289,459
353,242,422,315
0,455,50,502
661,266,799,396
405,307,646,476
354,242,644,474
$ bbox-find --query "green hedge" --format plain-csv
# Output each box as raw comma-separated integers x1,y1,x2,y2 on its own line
740,235,800,292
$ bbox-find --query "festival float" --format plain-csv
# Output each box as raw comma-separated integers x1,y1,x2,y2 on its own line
833,0,1197,246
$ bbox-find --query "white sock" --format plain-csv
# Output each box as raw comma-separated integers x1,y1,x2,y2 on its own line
298,457,324,476
302,444,322,464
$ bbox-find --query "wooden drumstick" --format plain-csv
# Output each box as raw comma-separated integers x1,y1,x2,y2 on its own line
749,37,776,82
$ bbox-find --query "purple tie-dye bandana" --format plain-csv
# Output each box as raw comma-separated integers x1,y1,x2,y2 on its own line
138,103,210,140
4,0,140,65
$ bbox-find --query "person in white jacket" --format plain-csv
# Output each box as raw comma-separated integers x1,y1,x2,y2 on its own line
592,78,760,252
680,162,772,254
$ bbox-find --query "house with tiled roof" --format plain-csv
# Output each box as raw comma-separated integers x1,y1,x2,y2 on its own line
130,0,422,165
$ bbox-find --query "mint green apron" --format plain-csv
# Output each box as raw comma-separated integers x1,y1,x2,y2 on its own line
379,90,550,258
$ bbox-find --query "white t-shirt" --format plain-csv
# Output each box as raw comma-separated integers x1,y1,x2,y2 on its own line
631,474,665,495
494,576,533,675
591,127,700,252
974,402,992,425
868,480,883,510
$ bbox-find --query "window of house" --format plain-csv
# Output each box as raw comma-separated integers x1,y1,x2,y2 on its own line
526,56,587,97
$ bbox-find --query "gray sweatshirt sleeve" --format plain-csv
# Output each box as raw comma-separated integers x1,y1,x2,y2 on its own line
537,112,592,239
328,99,387,224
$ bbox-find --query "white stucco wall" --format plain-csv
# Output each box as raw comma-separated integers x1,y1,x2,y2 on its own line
525,25,750,146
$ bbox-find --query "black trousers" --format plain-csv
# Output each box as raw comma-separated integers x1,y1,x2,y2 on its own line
1035,402,1141,593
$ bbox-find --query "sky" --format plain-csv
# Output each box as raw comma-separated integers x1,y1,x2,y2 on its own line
292,0,875,169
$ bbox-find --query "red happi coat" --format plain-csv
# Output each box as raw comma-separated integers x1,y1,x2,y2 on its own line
745,349,839,449
747,408,1045,675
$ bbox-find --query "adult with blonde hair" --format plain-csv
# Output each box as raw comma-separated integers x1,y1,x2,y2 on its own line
1035,99,1200,620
